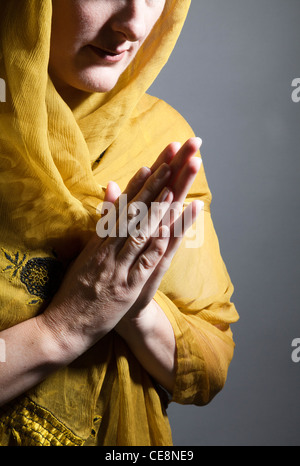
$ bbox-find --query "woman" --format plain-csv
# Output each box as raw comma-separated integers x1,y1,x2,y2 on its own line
0,0,239,446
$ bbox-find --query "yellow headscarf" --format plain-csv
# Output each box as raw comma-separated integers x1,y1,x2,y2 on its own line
0,0,239,446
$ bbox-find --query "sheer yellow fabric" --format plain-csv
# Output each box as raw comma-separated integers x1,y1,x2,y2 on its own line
0,0,239,446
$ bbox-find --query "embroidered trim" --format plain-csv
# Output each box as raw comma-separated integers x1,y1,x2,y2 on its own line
1,249,63,304
0,397,84,446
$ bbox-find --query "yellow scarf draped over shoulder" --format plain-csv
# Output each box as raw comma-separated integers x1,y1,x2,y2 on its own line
0,0,239,446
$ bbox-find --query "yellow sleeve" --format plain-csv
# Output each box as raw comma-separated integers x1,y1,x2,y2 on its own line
154,161,239,406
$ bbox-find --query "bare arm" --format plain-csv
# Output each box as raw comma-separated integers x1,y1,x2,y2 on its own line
116,299,177,393
0,317,69,407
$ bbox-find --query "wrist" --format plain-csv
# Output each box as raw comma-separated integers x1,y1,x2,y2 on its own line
115,299,159,340
34,310,82,367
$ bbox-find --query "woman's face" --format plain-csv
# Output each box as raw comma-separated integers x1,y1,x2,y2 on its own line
49,0,166,97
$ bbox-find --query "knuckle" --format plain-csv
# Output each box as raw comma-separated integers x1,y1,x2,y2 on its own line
129,230,148,247
113,283,129,301
153,242,167,258
138,241,167,272
139,254,154,271
110,271,132,299
95,243,114,265
127,202,139,220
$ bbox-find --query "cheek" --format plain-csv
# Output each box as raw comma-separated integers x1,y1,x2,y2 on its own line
146,2,166,37
66,2,113,48
51,5,77,57
51,2,98,56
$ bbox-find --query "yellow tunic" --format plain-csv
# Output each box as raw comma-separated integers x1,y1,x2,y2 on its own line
0,0,239,446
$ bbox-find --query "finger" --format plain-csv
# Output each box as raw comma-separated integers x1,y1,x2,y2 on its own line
115,166,153,221
129,162,172,207
127,225,170,288
97,167,152,240
150,142,181,172
122,166,152,203
165,200,204,260
96,182,122,241
104,181,122,205
104,162,171,246
167,137,202,189
169,155,202,205
111,137,200,215
112,139,182,208
157,156,202,233
100,137,200,229
116,187,173,266
138,200,204,299
97,164,172,247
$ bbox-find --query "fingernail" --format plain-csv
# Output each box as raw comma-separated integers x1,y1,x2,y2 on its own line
139,166,152,179
195,137,202,147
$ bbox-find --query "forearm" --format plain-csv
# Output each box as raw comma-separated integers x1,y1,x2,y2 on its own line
0,317,71,407
115,299,176,394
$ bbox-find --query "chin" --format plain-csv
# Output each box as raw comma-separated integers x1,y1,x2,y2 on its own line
50,67,122,99
74,69,121,94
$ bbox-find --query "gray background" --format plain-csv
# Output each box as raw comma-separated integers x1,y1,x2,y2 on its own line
150,0,300,446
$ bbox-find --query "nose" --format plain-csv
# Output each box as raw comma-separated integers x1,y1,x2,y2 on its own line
111,1,147,42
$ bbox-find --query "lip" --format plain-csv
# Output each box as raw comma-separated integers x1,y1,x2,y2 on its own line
89,45,128,63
